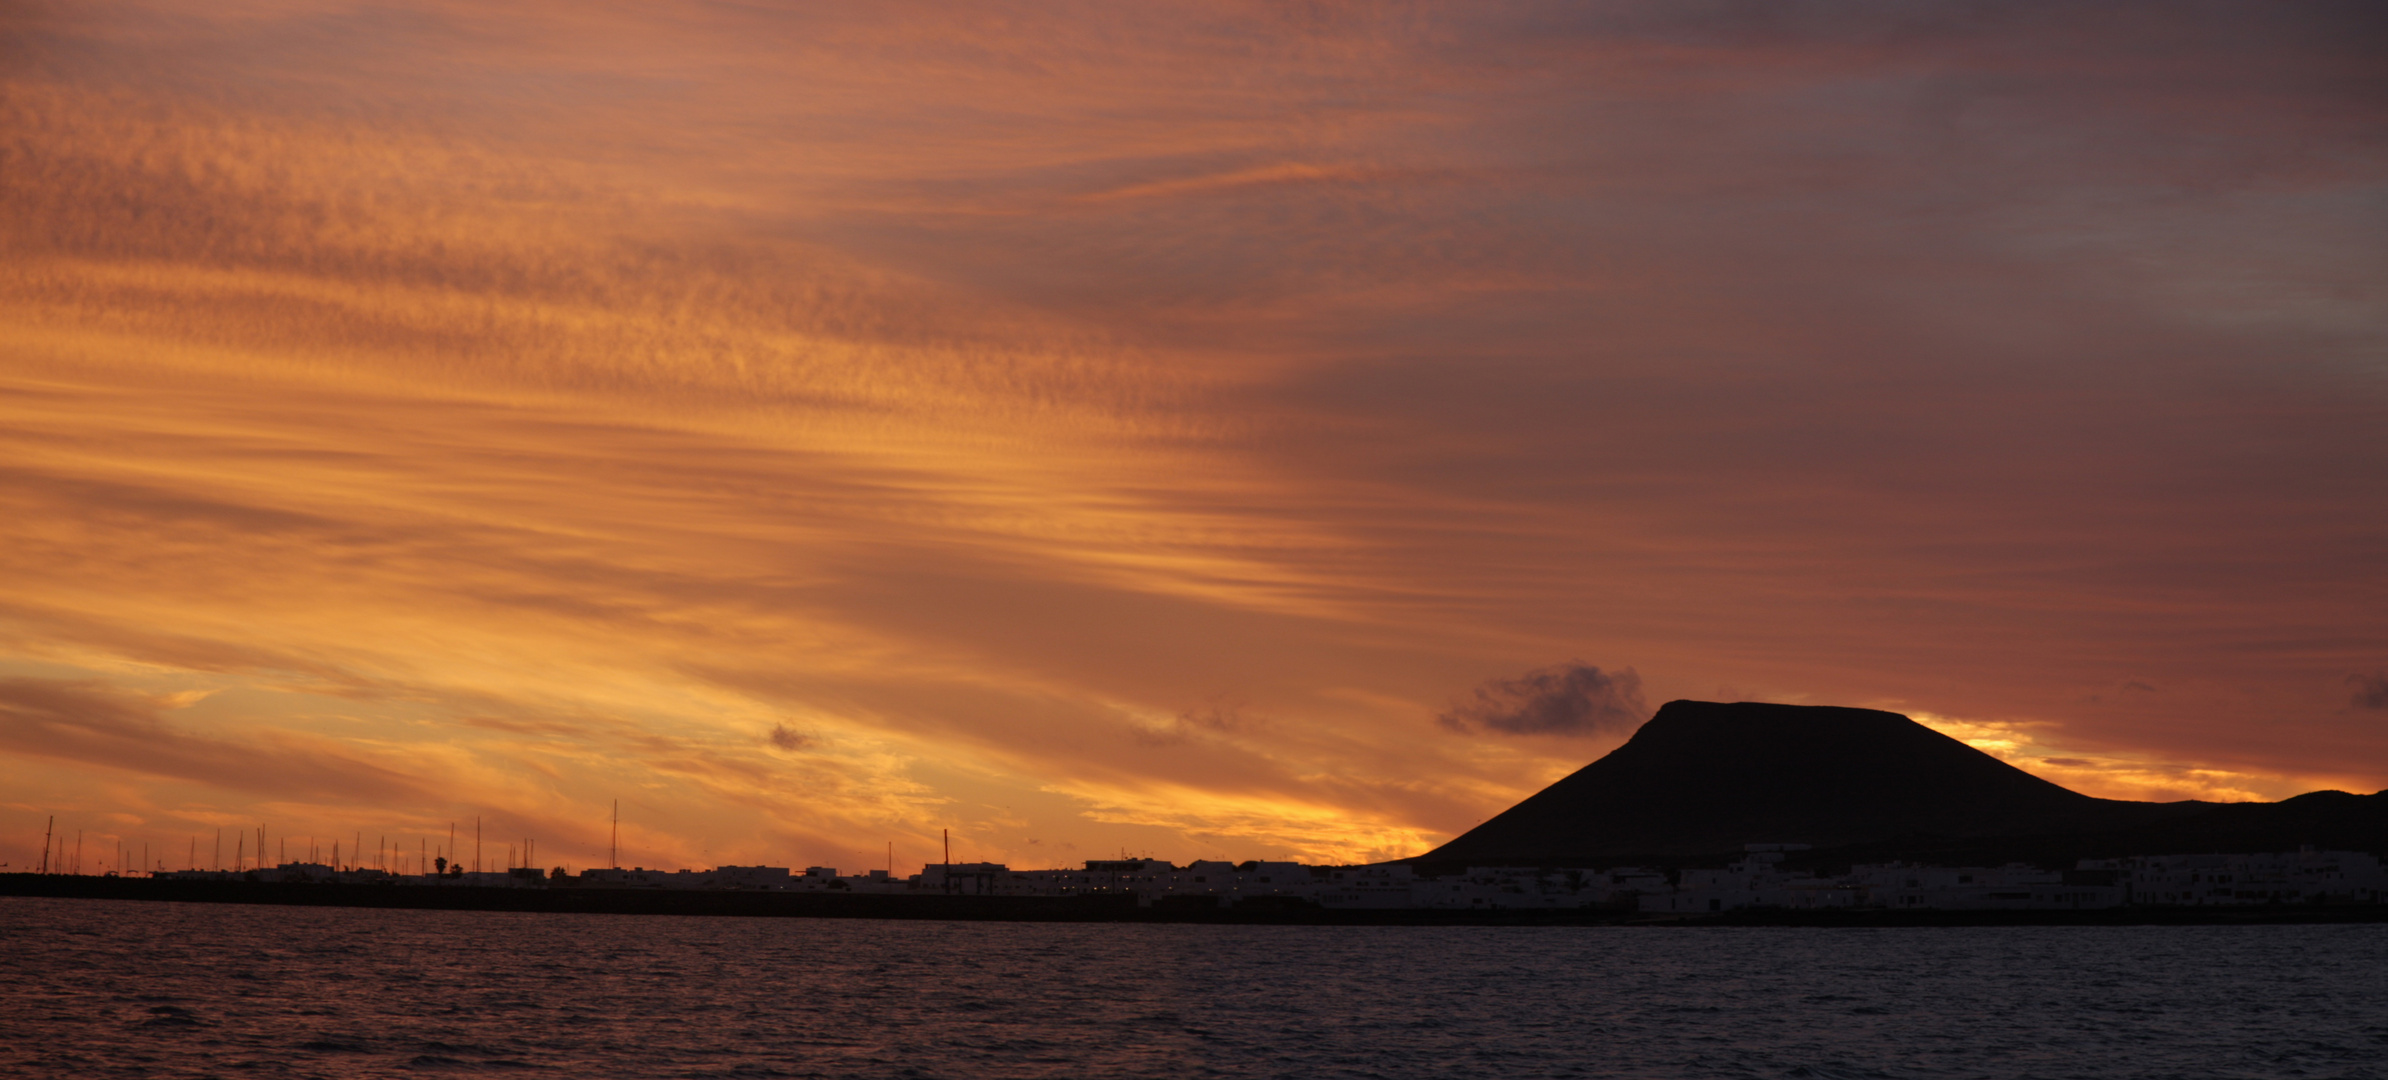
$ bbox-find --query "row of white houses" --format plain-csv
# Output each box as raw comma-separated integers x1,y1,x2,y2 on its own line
153,846,2388,911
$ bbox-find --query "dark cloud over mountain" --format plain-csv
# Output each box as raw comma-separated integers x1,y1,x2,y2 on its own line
1440,663,1647,738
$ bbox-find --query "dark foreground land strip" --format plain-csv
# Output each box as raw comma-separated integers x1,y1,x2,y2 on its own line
4,875,2384,926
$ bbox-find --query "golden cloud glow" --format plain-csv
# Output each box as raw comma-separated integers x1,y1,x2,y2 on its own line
1906,712,2334,805
3,0,2382,873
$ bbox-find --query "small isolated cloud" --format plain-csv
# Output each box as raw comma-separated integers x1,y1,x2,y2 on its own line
1177,705,1242,733
1130,703,1249,746
1439,662,1646,737
2351,673,2388,711
2122,681,2156,694
2041,757,2097,768
766,723,814,751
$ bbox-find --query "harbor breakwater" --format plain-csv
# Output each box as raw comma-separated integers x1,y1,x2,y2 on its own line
8,873,2385,927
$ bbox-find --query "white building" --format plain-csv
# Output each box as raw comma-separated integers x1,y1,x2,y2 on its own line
1414,867,1661,910
2078,850,2388,905
1846,863,2121,910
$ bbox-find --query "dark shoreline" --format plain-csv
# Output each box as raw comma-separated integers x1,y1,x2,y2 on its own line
7,874,2385,927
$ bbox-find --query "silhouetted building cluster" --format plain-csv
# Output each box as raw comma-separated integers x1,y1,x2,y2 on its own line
146,844,2388,911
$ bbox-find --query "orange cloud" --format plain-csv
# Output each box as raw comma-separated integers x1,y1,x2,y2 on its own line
1,0,2380,875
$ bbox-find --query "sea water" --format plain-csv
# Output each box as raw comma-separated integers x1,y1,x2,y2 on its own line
3,896,2383,1078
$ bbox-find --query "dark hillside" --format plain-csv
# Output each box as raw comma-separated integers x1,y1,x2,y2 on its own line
1413,700,2377,871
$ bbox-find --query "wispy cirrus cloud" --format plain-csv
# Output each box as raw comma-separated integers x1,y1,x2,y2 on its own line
0,0,2380,871
0,677,429,804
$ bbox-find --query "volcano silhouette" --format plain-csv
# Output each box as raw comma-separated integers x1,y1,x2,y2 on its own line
1414,700,2385,869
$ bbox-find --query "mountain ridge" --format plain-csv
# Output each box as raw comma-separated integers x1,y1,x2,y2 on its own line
1410,700,2385,871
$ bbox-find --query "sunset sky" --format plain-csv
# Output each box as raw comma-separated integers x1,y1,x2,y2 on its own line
3,1,2383,874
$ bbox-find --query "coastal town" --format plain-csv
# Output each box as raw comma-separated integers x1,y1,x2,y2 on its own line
138,845,2388,913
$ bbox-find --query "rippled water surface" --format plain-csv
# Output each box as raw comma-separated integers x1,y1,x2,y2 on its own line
4,897,2385,1079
